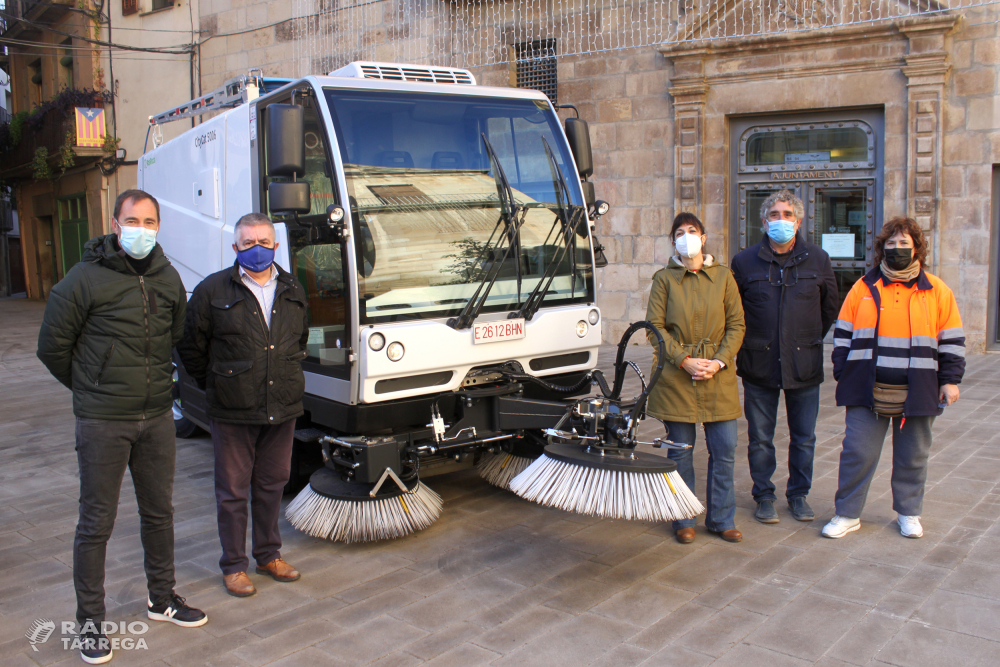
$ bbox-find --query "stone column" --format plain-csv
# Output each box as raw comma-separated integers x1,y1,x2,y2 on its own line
667,54,708,222
900,16,958,272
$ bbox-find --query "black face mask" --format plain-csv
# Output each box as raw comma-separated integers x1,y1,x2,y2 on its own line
883,248,914,271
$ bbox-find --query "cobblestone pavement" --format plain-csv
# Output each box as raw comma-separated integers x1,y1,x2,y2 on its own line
3,296,1000,667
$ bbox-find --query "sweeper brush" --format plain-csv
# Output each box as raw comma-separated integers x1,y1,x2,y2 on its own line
286,466,443,543
509,321,705,523
477,453,534,489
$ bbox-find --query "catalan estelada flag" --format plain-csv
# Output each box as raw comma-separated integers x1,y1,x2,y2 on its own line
75,107,106,148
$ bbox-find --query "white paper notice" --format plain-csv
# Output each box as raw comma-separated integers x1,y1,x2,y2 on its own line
822,234,855,258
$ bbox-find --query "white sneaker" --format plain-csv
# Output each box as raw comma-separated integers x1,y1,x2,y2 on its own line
822,515,861,538
898,515,923,538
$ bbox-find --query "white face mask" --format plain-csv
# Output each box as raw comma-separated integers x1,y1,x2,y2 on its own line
674,232,703,259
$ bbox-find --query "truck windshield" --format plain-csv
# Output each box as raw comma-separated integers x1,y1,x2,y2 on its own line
323,88,594,324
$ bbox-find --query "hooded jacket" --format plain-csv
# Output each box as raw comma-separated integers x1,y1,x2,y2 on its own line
36,234,187,420
730,235,839,389
644,256,746,423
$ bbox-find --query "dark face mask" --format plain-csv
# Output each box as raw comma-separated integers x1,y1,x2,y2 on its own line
883,247,914,271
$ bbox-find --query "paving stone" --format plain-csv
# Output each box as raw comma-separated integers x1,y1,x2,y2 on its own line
745,591,868,660
326,588,424,628
419,642,498,667
729,575,811,615
587,642,653,667
877,622,1000,667
676,605,767,657
939,560,1000,600
913,588,1000,642
710,642,812,667
591,581,694,627
474,605,573,653
490,613,640,667
691,575,756,609
640,644,715,667
315,617,426,667
811,558,910,605
401,621,484,660
649,543,758,593
390,571,524,632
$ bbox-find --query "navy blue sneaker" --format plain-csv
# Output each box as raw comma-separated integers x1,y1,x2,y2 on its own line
147,594,208,628
788,496,815,521
79,620,113,664
755,499,779,523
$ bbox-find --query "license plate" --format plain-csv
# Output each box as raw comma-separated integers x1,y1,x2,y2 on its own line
473,319,525,344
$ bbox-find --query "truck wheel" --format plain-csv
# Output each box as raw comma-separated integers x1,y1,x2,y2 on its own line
172,367,204,439
173,402,202,438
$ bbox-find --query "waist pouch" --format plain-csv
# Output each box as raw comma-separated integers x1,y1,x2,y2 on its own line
873,382,908,417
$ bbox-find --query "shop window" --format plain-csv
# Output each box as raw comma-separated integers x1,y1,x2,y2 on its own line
515,39,557,105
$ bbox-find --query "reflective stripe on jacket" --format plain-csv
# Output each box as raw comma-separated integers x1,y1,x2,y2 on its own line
832,267,965,416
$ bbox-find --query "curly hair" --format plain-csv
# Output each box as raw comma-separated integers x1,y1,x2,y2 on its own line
759,189,804,222
874,216,928,267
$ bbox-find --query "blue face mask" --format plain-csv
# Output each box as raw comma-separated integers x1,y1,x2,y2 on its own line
237,244,275,272
766,220,797,245
116,222,157,259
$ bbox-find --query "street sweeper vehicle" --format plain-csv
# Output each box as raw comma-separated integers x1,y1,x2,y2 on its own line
142,62,702,543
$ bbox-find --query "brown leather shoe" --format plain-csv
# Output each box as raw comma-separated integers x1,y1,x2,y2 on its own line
711,528,743,543
256,558,300,582
675,527,696,544
223,572,256,597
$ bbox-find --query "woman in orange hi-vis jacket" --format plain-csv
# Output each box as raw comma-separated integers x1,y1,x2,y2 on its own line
823,217,965,540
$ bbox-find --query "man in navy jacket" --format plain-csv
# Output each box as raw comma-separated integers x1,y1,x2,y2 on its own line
731,190,839,524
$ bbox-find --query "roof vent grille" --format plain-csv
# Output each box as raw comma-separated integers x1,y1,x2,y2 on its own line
330,61,476,85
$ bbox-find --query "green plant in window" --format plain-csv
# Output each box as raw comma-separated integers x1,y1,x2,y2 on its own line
59,130,76,175
101,132,121,155
32,147,53,181
9,111,28,145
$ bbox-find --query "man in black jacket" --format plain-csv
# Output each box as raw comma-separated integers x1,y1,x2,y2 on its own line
731,190,839,524
177,212,308,598
37,190,207,665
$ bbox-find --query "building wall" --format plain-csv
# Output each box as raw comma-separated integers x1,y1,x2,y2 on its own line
192,5,1000,352
102,0,202,192
198,0,296,89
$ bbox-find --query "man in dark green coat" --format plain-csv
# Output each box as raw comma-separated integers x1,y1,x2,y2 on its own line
36,190,207,664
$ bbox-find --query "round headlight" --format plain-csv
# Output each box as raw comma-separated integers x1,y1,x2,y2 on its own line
595,200,610,216
368,332,385,352
576,321,589,338
386,342,405,361
588,309,600,325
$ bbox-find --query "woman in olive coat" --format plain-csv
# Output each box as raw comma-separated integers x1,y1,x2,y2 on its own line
645,213,746,544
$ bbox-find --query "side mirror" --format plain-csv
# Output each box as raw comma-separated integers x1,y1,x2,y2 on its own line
268,182,310,214
266,104,305,177
563,117,593,179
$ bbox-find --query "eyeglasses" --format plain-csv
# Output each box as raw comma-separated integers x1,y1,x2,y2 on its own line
768,261,798,287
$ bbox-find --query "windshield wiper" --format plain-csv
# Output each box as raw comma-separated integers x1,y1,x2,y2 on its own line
512,138,586,322
447,134,524,330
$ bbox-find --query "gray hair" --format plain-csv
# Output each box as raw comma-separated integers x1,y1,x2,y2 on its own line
760,189,805,222
234,213,275,242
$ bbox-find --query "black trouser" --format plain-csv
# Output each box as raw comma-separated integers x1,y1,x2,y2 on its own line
211,419,295,575
74,411,176,625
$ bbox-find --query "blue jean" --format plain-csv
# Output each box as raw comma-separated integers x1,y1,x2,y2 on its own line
834,406,934,518
662,420,738,531
743,380,820,503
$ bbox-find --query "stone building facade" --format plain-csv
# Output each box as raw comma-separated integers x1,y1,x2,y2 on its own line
195,1,1000,352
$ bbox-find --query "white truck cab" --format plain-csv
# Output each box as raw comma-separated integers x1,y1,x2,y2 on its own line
142,62,611,516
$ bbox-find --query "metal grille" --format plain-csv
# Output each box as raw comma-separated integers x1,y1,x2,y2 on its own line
515,40,558,105
292,1,997,75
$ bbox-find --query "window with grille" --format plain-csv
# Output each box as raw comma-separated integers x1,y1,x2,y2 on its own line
515,40,557,105
151,0,175,10
122,0,138,15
